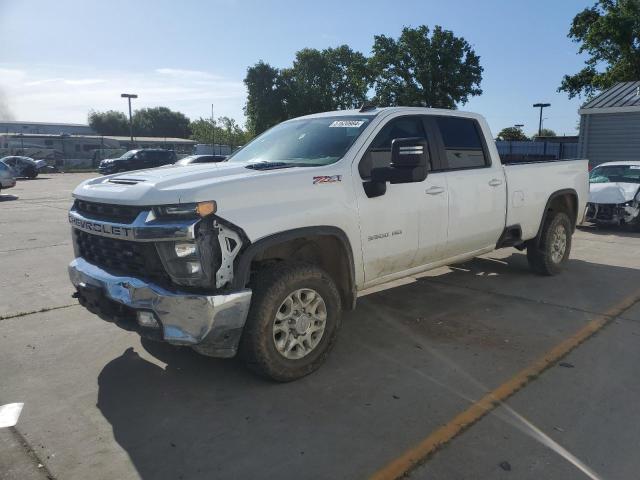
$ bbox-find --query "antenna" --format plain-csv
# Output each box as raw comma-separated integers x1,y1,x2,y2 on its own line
359,102,377,112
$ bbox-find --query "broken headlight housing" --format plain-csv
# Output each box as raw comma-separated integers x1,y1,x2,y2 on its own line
156,240,212,287
155,211,222,289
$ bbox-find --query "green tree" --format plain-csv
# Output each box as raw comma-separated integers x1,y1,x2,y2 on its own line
244,46,371,134
536,128,557,137
324,45,371,110
132,107,191,138
559,0,640,98
190,117,251,148
244,61,286,135
369,25,483,108
496,127,529,141
88,110,129,135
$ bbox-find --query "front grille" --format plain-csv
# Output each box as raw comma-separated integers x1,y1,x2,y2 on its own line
593,203,619,221
74,200,147,223
75,230,170,285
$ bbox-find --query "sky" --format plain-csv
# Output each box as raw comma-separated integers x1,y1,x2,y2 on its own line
0,0,594,137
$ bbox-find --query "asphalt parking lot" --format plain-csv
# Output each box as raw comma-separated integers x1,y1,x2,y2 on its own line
1,173,640,480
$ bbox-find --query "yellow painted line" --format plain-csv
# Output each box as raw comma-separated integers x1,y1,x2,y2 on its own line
370,292,640,480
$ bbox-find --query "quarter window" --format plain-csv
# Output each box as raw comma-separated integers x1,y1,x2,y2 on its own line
436,117,487,169
359,116,428,179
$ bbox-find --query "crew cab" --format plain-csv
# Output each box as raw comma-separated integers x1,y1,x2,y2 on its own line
68,107,588,381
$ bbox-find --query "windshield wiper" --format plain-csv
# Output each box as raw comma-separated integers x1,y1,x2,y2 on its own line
245,162,298,171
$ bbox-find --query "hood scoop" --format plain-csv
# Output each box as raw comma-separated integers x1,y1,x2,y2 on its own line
107,178,146,185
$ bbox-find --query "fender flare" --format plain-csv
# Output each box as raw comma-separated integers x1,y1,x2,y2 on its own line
534,188,579,242
231,226,357,309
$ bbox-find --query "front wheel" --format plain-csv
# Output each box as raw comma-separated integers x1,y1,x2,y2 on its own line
240,262,342,382
526,211,572,275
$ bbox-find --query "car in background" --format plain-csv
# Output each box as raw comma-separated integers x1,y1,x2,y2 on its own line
0,156,39,179
0,161,16,193
585,161,640,228
98,149,177,175
174,154,227,166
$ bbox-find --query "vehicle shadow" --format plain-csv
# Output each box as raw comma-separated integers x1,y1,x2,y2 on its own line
577,224,640,238
0,194,18,202
95,253,640,480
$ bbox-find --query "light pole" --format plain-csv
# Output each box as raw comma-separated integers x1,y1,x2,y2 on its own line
211,104,215,155
541,117,549,132
121,93,138,143
533,103,550,136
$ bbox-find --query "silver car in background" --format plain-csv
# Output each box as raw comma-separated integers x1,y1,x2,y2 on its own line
0,161,17,193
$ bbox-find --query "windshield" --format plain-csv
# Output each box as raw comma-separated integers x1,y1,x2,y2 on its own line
175,156,198,166
590,165,640,184
228,116,373,166
118,150,138,160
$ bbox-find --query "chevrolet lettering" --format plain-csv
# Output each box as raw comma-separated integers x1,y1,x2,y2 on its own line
68,214,134,239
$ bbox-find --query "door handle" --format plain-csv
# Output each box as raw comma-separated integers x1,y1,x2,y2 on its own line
425,186,445,195
488,178,503,187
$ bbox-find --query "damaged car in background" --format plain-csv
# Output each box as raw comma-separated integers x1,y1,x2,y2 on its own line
586,162,640,228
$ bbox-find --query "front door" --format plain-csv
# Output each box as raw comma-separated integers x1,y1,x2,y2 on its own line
354,115,447,283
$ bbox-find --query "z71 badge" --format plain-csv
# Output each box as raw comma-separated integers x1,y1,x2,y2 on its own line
313,175,342,185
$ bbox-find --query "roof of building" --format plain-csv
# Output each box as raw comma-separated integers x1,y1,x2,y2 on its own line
0,132,195,143
105,135,196,143
581,81,640,112
0,120,92,127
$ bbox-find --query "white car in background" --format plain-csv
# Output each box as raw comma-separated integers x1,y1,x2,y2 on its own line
0,161,17,193
586,161,640,228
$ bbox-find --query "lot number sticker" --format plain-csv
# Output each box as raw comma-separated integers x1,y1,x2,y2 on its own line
329,120,366,128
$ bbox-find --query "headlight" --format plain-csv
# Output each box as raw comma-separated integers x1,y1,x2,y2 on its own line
153,201,216,220
156,241,206,286
154,216,221,288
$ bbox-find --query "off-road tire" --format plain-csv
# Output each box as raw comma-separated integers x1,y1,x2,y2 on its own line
526,211,572,276
240,262,342,382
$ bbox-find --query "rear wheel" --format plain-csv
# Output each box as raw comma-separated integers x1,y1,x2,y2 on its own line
241,262,341,382
526,211,572,275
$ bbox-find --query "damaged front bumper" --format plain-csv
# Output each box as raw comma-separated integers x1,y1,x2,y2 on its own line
69,257,252,358
585,202,640,225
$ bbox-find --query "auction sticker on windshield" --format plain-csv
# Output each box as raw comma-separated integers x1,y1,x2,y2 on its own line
329,120,366,128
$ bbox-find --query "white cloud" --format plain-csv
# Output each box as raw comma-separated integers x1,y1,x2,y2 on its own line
64,79,106,86
0,65,246,126
155,68,222,81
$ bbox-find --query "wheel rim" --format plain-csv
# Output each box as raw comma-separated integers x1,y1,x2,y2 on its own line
550,224,567,264
272,288,327,360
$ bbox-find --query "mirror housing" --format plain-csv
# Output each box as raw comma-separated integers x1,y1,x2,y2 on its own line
391,137,429,169
362,136,429,198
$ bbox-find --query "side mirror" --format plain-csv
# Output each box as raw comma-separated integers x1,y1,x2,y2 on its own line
363,137,430,198
391,137,429,168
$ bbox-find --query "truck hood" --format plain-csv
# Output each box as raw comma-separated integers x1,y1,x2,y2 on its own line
589,182,640,204
73,162,279,205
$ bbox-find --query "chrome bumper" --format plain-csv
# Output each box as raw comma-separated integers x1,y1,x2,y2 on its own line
69,258,252,358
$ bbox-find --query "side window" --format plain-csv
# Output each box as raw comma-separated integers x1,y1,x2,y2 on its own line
435,117,488,169
359,116,427,179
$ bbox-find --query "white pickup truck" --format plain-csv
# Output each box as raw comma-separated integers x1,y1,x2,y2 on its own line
68,107,589,381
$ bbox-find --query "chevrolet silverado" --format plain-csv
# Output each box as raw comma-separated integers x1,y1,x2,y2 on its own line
68,107,589,381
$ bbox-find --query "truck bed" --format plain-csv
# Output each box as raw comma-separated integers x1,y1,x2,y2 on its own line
504,159,589,241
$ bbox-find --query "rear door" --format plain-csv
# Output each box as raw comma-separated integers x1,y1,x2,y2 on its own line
434,116,506,257
138,151,158,169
